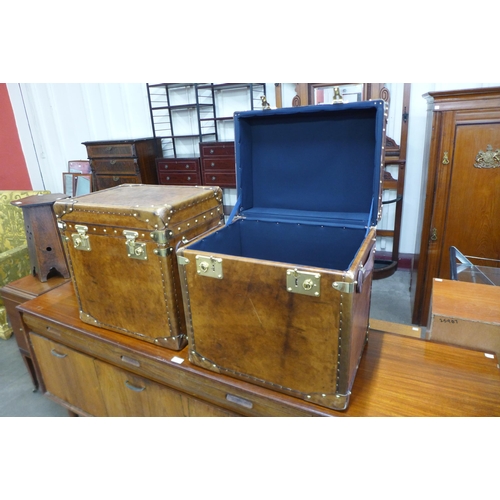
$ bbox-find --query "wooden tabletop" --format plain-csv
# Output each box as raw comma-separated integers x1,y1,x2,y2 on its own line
18,282,500,417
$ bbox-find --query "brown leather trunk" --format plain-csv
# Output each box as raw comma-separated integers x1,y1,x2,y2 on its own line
178,227,376,410
177,101,386,410
53,184,223,350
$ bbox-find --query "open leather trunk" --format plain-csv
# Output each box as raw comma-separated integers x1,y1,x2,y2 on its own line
178,101,386,410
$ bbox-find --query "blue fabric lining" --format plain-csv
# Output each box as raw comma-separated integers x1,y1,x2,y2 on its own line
233,101,384,228
187,219,367,271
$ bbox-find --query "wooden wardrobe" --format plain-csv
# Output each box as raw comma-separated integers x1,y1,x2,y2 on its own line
412,87,500,326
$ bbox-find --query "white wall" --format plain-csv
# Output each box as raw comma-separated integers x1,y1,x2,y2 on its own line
7,82,500,255
7,83,153,193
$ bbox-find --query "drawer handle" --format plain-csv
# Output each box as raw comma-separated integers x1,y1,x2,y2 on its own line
166,176,170,180
113,176,120,181
211,162,215,167
211,176,216,181
110,159,116,165
226,393,253,409
185,164,190,169
125,380,146,392
50,348,67,359
210,149,214,154
187,176,191,181
120,355,140,367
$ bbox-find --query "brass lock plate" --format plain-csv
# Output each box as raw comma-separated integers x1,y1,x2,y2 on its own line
286,269,321,297
71,225,91,251
124,230,147,260
196,255,223,279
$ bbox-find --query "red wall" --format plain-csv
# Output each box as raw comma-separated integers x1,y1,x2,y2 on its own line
0,83,32,189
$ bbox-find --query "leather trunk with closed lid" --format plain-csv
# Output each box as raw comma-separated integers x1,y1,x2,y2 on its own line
54,184,223,350
178,101,386,409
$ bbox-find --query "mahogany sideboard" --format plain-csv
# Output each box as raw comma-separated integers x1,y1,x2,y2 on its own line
18,282,500,417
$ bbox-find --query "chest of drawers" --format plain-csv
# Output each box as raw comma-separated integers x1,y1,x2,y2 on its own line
84,138,160,191
200,141,236,188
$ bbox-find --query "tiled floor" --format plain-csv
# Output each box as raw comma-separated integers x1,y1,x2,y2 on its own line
0,270,415,417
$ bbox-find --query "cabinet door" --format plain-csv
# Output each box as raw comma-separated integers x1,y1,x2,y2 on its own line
434,111,500,273
30,333,107,416
95,360,238,417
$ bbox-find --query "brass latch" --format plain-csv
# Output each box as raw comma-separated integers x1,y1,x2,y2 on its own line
71,225,91,251
124,230,147,260
196,255,223,279
286,269,321,297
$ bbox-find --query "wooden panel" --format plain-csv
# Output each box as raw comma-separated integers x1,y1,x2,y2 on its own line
30,333,107,416
95,360,237,417
439,121,500,276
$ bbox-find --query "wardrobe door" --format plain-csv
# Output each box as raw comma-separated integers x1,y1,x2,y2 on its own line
414,105,500,325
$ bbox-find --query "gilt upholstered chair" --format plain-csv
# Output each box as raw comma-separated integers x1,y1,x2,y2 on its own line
0,190,50,339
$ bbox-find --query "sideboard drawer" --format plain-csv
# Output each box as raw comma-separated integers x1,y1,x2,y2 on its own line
91,158,138,174
86,143,136,158
94,360,237,417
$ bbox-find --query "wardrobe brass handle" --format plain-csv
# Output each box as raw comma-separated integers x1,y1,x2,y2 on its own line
442,152,449,165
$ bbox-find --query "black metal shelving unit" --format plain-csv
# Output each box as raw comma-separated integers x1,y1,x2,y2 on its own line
146,83,267,158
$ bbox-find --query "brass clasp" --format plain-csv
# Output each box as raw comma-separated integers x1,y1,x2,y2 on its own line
71,225,91,251
124,230,147,260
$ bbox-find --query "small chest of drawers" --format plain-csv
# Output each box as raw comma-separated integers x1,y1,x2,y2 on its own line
200,141,236,188
84,138,160,191
156,158,201,185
